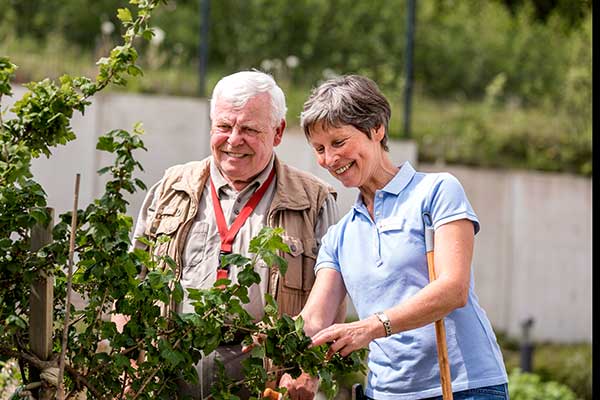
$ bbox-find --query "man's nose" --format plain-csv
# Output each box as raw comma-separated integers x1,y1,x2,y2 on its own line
227,126,244,146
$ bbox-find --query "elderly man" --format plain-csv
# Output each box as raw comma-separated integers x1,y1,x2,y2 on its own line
129,71,342,399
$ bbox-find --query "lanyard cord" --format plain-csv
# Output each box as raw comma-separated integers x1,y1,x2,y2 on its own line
209,167,276,273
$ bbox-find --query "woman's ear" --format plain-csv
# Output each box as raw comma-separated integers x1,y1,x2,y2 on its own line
373,125,385,142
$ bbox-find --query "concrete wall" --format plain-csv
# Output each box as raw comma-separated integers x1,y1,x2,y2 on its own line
4,87,591,343
419,164,592,343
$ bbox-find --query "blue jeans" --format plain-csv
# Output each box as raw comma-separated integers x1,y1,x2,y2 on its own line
424,383,509,400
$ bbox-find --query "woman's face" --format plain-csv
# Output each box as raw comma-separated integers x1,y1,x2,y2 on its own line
308,123,385,189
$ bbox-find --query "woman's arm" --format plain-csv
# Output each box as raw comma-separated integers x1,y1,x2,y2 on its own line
385,218,474,331
311,218,474,357
299,268,347,337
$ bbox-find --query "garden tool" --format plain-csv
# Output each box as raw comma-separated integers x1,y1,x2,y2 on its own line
423,212,453,400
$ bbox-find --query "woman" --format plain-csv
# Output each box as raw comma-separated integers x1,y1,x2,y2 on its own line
298,75,508,399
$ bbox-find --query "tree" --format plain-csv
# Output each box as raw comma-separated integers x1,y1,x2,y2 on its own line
0,1,365,398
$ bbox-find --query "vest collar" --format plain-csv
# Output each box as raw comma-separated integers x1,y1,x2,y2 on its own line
171,158,211,201
270,155,311,211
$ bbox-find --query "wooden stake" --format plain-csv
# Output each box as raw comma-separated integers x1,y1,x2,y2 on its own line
57,173,80,400
29,207,54,397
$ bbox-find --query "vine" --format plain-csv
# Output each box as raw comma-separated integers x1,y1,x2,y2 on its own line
0,1,365,399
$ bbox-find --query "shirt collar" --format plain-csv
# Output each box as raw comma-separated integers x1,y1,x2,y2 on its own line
209,155,275,198
351,161,416,217
381,161,416,195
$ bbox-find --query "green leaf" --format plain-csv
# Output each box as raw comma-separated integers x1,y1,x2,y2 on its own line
250,344,265,358
127,64,144,77
6,315,26,329
117,8,133,22
173,281,184,303
295,315,304,334
221,253,251,267
96,136,115,152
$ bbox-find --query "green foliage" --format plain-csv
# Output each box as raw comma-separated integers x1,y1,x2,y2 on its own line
508,369,578,400
532,343,592,400
404,69,592,176
496,332,592,400
1,2,367,398
1,0,590,177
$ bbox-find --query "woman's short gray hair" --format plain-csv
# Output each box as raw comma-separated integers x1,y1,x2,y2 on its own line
210,70,287,126
300,75,391,151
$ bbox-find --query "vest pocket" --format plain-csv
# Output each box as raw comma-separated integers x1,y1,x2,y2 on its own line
281,236,318,291
183,222,209,270
150,206,184,236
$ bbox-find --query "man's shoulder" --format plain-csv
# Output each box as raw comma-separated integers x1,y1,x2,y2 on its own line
277,160,333,192
163,158,210,176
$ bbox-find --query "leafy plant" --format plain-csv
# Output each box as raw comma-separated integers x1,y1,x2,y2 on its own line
496,331,591,400
508,369,578,400
0,1,366,398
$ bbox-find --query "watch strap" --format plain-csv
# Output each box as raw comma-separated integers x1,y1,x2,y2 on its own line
375,311,392,337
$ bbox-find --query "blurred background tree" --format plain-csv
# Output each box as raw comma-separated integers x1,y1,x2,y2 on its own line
0,0,591,173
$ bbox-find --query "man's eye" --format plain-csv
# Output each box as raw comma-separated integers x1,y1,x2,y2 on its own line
333,140,345,147
314,147,324,154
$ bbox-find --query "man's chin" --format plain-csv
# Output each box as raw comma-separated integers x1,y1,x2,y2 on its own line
220,166,253,182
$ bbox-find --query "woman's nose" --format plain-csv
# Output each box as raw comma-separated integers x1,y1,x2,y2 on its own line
324,149,339,166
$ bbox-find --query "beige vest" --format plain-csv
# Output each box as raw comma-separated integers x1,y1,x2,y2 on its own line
145,156,336,317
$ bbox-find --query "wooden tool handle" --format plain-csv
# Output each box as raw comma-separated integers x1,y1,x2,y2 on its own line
427,250,454,400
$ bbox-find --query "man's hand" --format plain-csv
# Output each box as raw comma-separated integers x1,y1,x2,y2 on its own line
278,371,319,400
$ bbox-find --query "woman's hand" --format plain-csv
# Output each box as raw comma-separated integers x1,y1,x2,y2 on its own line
310,316,382,358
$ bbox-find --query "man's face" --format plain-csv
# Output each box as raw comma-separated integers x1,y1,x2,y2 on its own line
210,92,284,190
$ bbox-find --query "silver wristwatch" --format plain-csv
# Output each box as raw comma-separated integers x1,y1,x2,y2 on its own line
375,311,392,336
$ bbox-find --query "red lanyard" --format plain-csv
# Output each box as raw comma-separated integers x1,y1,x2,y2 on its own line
210,167,276,280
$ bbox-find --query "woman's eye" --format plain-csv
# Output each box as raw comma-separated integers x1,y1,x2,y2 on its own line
333,140,345,147
314,147,324,154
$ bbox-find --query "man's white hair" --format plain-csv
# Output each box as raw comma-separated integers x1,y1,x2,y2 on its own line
210,70,287,126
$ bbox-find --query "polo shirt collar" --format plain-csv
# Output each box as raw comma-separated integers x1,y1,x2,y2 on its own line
209,155,275,199
381,161,416,195
351,161,416,216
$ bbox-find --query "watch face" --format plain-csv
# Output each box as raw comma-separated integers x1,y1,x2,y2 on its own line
376,312,392,336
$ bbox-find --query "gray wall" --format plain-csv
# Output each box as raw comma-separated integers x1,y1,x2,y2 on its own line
419,164,592,343
4,87,591,343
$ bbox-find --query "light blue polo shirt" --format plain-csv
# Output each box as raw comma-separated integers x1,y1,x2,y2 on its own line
315,162,507,400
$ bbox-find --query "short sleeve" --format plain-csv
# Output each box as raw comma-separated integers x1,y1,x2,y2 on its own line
428,173,480,235
314,223,341,274
314,192,340,241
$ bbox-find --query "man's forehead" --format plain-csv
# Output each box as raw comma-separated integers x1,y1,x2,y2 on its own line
213,94,272,122
215,92,270,109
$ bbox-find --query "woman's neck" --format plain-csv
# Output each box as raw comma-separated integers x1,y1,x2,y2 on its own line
359,157,399,218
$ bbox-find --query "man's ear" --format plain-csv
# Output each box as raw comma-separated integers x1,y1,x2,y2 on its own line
273,120,286,147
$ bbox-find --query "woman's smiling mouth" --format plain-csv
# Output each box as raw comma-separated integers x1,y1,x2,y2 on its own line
335,161,354,175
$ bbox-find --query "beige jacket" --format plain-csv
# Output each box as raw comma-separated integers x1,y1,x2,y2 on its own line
145,156,336,317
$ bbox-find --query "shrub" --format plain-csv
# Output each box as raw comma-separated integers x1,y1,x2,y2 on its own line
496,332,592,400
508,369,578,400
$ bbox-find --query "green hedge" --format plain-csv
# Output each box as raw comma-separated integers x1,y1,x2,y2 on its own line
401,95,592,176
0,1,591,176
508,369,578,400
497,332,592,400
